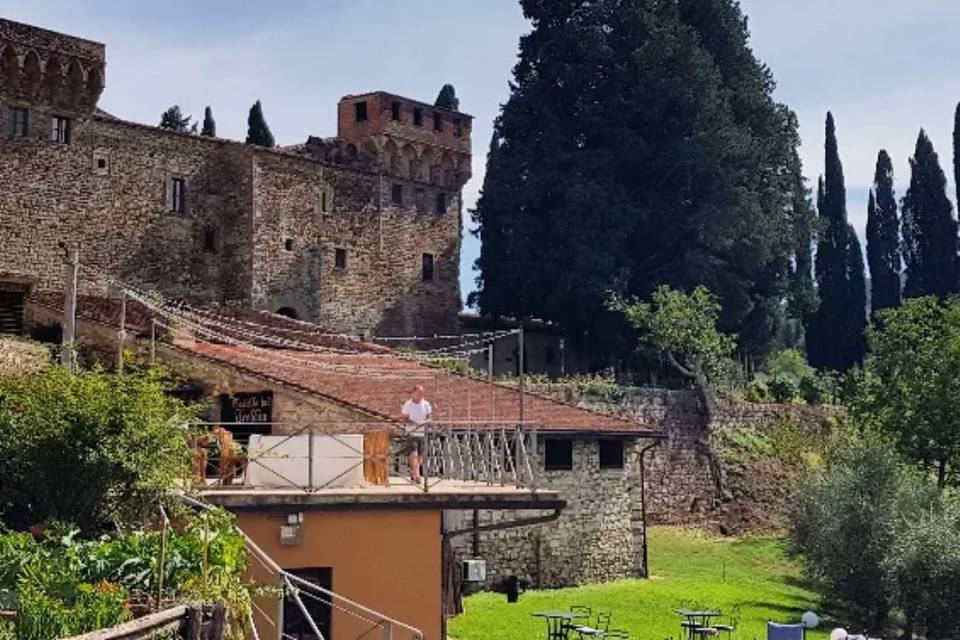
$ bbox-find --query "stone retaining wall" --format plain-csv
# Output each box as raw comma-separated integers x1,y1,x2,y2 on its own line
457,386,838,589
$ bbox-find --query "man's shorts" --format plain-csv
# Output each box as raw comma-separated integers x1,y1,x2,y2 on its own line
402,434,424,455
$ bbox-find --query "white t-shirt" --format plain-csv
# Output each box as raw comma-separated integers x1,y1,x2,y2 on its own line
401,398,432,435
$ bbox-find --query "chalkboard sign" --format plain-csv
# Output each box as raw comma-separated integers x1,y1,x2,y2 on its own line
219,391,273,443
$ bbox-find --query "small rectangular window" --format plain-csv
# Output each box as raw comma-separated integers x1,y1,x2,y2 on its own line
334,248,347,270
544,439,573,471
413,108,423,127
454,118,463,137
415,188,425,213
435,192,447,214
391,184,403,205
598,440,625,470
11,108,28,137
354,101,368,122
51,116,70,144
321,191,328,213
422,253,434,282
170,178,185,214
433,113,443,132
203,228,216,253
391,101,401,121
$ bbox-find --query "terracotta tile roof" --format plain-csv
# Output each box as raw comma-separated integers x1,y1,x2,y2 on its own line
175,341,657,435
24,292,656,434
27,291,153,334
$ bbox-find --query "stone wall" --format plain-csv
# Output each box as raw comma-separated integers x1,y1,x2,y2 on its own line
452,436,649,590
457,386,839,589
0,18,465,339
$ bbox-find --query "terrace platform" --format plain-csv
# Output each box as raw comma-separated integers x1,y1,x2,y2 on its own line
197,477,563,512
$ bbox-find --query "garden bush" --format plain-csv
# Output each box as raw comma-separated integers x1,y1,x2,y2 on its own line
0,366,198,532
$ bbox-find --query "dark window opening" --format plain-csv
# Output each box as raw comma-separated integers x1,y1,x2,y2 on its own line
415,188,425,212
203,228,216,253
413,108,423,127
599,440,625,470
354,101,368,122
433,112,443,132
391,101,401,121
51,116,70,144
334,248,347,270
391,183,403,205
97,157,107,169
170,178,185,214
422,253,434,282
454,118,463,137
321,191,328,213
276,307,299,320
283,568,332,640
0,287,26,336
435,192,447,214
544,439,573,471
284,238,294,251
11,108,28,137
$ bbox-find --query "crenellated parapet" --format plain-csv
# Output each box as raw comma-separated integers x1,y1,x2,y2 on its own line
0,18,105,116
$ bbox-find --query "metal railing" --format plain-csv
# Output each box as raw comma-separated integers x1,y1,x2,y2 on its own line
194,420,538,494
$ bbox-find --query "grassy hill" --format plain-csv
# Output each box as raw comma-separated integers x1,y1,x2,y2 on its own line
449,527,829,640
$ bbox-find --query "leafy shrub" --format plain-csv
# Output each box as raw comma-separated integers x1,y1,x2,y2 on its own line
768,376,799,403
0,366,198,532
884,503,960,639
790,427,939,629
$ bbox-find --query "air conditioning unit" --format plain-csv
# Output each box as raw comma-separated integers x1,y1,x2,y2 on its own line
461,559,487,582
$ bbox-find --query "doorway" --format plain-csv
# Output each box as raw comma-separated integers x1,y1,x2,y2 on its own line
0,285,27,335
283,567,333,640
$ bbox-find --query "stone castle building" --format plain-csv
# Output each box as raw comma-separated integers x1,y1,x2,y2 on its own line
0,17,471,337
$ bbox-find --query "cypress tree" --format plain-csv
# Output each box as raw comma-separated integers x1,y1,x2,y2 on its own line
866,150,901,312
808,112,864,370
902,129,958,298
434,84,459,111
844,224,868,363
201,106,216,137
245,100,275,148
954,102,960,208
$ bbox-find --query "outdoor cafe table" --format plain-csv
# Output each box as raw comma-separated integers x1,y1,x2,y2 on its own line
533,611,590,640
676,610,722,638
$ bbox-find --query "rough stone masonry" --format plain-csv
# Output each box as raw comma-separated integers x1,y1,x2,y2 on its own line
0,17,471,338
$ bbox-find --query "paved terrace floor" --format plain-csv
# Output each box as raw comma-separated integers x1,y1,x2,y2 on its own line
197,477,564,512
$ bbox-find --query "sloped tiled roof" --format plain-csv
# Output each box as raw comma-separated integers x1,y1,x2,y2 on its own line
176,341,657,435
24,292,657,435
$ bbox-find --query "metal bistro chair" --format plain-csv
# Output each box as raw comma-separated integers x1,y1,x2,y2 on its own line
563,606,592,638
713,605,740,640
575,612,612,638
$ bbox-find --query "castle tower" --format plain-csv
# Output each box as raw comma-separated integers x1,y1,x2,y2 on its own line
0,18,105,139
336,92,473,193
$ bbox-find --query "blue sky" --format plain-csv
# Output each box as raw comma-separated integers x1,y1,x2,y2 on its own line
7,1,960,302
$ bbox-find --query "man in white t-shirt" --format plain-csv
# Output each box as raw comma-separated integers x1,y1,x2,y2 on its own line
400,385,432,484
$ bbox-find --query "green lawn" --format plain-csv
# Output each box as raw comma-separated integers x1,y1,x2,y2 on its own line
448,527,828,640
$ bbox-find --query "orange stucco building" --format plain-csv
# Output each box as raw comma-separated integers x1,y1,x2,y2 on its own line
205,486,564,640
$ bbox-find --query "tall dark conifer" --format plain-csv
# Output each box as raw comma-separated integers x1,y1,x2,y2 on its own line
902,129,957,298
245,100,275,148
807,112,865,370
434,84,459,111
866,150,901,312
473,0,810,363
954,103,960,208
201,106,216,137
